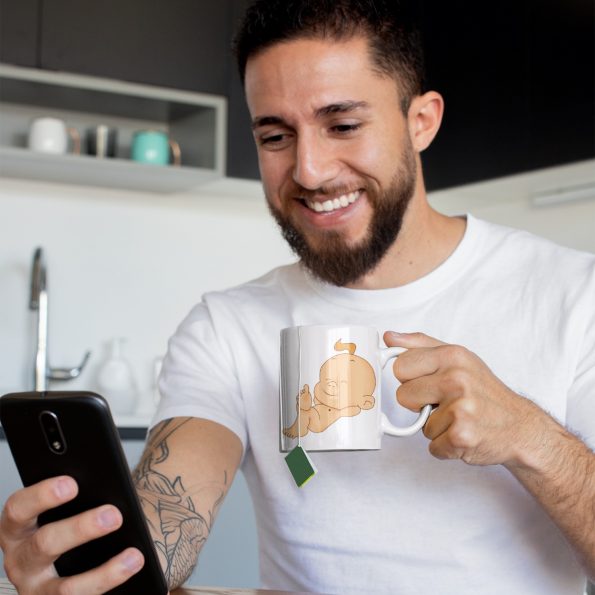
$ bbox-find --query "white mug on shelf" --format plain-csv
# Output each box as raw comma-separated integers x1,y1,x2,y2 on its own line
280,325,433,452
28,117,81,155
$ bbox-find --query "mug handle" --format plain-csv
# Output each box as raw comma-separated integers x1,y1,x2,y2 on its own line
67,127,81,155
379,346,433,437
169,138,182,166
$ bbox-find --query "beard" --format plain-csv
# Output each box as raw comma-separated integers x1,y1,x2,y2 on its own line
267,143,417,287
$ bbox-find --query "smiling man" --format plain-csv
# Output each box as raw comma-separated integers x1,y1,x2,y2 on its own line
246,31,462,289
1,1,594,594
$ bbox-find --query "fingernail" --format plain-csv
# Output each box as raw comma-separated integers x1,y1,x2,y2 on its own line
98,507,120,529
122,550,143,572
386,331,404,339
55,477,75,499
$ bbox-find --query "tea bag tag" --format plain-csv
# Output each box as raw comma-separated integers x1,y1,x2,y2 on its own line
285,445,317,487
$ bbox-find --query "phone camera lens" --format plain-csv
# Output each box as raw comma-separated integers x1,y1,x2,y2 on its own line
39,411,67,455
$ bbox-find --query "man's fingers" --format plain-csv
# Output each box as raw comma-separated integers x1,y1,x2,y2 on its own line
427,431,465,461
48,547,145,595
385,332,446,383
390,344,474,387
422,406,452,440
384,331,446,349
396,376,442,411
1,477,78,539
18,505,123,570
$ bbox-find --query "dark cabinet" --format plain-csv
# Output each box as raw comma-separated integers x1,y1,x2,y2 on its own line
39,0,232,95
421,0,594,190
526,0,595,171
0,0,40,67
226,58,259,180
38,0,258,180
227,0,259,180
226,0,595,185
421,0,530,189
0,0,592,187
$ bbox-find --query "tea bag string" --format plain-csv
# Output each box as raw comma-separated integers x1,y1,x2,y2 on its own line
297,326,302,448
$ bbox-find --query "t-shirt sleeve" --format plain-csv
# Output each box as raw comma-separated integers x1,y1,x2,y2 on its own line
566,284,595,451
150,301,248,450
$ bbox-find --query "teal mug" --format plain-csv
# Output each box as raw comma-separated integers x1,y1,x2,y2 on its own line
131,131,181,166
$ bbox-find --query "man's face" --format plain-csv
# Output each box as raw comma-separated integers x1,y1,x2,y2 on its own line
245,36,418,286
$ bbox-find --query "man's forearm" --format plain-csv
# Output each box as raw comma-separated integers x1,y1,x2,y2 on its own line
505,413,595,582
132,418,229,589
135,473,207,589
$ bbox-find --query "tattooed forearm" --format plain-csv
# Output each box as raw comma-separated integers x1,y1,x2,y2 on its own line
132,418,229,588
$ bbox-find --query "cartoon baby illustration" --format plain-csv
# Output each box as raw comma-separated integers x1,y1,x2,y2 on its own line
283,339,376,438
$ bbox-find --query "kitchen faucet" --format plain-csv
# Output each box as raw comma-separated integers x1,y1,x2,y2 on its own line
30,247,91,391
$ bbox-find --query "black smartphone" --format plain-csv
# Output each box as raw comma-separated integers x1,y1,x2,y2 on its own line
0,391,168,595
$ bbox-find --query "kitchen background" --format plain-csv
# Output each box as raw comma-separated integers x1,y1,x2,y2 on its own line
1,0,594,590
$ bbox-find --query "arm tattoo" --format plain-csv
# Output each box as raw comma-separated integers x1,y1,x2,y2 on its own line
132,418,228,587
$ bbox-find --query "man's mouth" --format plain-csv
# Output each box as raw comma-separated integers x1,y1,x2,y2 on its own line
303,190,362,213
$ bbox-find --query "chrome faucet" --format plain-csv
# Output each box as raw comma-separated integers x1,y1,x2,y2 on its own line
30,247,91,391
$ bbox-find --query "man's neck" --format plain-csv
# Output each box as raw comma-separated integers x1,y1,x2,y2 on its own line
346,198,467,290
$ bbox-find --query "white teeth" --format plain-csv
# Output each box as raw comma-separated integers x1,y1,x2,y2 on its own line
305,190,361,213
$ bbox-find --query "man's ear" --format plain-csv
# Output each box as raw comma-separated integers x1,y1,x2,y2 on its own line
407,91,444,152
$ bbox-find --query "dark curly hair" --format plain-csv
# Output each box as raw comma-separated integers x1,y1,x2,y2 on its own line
233,0,426,114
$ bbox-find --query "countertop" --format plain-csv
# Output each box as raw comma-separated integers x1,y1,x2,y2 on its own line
0,578,308,594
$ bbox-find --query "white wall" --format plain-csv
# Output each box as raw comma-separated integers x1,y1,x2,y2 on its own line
429,158,595,254
0,177,295,402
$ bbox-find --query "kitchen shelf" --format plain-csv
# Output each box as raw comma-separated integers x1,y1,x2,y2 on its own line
0,63,227,193
0,146,219,192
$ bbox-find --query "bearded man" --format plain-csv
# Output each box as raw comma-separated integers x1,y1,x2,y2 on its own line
1,2,594,594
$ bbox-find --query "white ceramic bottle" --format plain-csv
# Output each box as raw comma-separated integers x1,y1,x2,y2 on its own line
96,338,138,416
134,356,163,418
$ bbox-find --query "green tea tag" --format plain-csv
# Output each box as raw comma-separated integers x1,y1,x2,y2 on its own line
285,445,317,487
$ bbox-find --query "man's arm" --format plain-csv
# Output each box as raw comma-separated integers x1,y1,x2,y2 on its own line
504,413,595,581
132,417,243,590
385,331,595,582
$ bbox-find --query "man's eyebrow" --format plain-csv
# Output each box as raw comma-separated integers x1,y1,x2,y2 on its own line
251,101,370,130
251,115,284,130
315,100,370,118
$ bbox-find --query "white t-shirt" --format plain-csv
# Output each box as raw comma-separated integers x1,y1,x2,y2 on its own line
153,214,595,595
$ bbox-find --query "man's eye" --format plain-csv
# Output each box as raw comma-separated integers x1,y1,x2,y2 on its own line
332,123,361,134
261,133,286,145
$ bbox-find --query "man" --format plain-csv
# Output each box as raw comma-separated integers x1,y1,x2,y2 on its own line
1,1,594,593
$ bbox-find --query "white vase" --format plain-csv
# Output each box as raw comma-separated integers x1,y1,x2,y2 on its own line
96,338,138,416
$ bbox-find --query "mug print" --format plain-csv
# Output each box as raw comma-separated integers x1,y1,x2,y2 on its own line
283,339,376,438
280,324,432,453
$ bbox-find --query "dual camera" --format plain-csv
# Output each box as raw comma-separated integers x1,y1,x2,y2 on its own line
39,410,68,454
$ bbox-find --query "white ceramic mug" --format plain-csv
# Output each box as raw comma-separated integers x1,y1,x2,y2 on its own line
28,117,81,155
280,325,432,452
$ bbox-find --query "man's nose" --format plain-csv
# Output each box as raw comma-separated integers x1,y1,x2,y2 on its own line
293,134,340,190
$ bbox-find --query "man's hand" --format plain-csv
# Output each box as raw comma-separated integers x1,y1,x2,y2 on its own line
0,476,144,594
384,330,595,581
384,330,546,467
